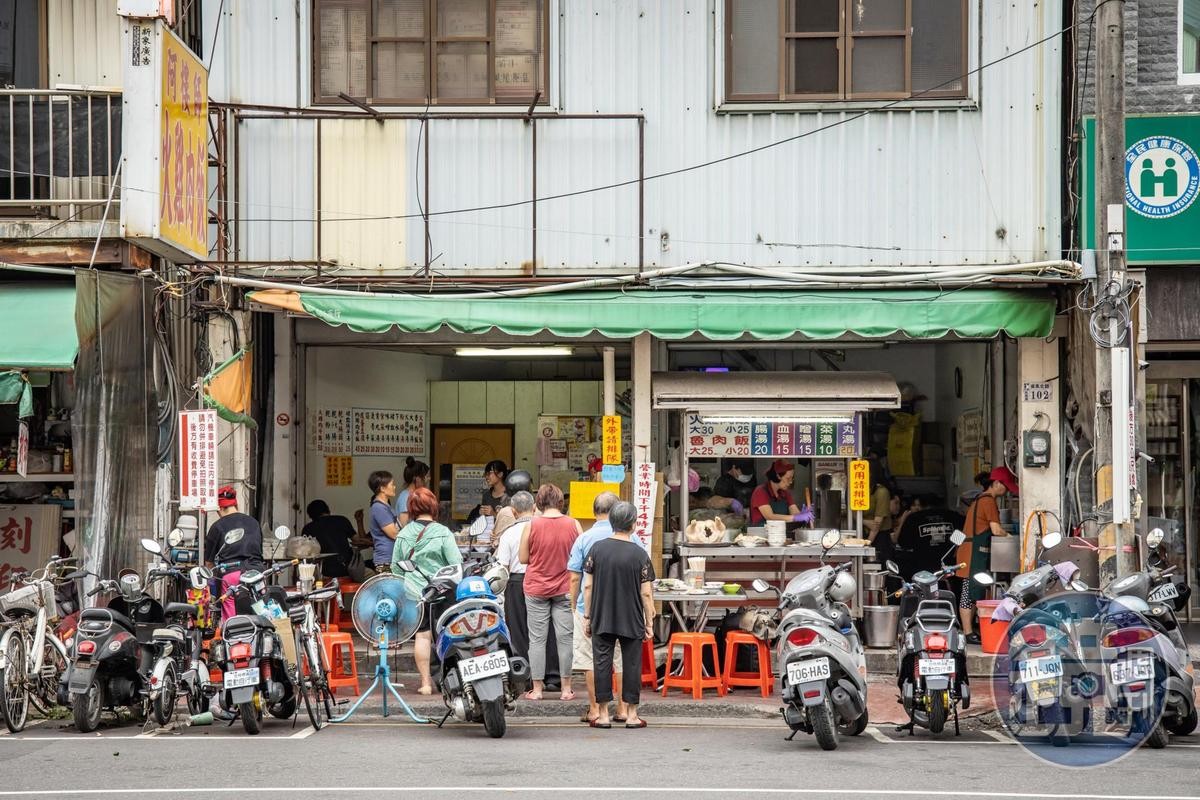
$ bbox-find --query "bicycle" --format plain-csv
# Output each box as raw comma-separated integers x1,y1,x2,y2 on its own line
289,577,340,730
0,556,78,732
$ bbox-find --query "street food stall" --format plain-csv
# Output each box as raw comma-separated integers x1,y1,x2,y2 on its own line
652,371,902,618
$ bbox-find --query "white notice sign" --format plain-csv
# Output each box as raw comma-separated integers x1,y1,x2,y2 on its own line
179,409,219,510
632,462,658,555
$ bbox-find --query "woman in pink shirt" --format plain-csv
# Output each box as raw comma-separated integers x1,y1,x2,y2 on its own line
519,483,582,700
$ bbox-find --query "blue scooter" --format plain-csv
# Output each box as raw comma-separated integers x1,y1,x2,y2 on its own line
407,560,530,738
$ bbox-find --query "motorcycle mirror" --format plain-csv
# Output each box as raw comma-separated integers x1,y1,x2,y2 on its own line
820,530,841,550
884,560,900,575
1147,527,1165,549
751,579,771,593
973,572,995,586
140,538,163,555
1070,579,1089,592
273,525,292,541
949,530,966,546
1040,531,1063,550
198,566,214,581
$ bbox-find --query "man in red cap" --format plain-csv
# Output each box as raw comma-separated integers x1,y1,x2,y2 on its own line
954,466,1017,644
204,485,264,621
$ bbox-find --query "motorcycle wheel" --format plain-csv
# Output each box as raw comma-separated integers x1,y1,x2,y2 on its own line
269,695,296,720
839,709,868,737
809,696,839,751
482,697,507,739
929,691,947,735
152,664,178,726
72,682,103,733
1166,707,1198,736
1134,711,1169,749
1044,701,1070,748
239,700,262,735
186,684,205,717
0,634,29,733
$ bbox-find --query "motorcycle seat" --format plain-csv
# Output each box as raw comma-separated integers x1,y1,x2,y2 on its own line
165,602,198,619
152,627,186,643
223,614,277,638
914,606,957,625
79,607,135,633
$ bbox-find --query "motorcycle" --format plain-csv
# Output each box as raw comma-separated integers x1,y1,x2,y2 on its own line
884,530,990,737
992,531,1096,747
400,557,530,738
1097,527,1196,748
138,538,215,723
752,530,869,751
208,547,300,735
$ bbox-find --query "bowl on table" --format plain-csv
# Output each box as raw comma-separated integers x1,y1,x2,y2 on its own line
721,583,742,595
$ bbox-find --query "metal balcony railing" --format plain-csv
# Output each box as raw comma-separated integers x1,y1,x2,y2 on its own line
0,89,122,218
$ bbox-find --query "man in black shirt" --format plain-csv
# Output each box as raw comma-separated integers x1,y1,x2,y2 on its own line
300,499,355,579
895,495,964,580
712,458,754,511
583,501,655,730
205,485,264,620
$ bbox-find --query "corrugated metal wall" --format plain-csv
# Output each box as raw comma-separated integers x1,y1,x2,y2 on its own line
237,118,316,263
205,0,303,107
231,0,1062,274
49,0,122,88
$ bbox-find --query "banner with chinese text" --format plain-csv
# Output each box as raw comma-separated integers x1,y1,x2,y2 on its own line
684,414,861,458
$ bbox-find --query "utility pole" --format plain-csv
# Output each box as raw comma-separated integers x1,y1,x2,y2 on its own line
1093,0,1138,580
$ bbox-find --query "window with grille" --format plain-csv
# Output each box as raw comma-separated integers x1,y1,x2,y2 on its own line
726,0,967,102
314,0,548,105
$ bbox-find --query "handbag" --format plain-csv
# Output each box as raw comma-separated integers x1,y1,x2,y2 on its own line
346,546,368,582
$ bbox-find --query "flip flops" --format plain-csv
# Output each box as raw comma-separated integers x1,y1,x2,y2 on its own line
589,719,612,729
625,719,648,729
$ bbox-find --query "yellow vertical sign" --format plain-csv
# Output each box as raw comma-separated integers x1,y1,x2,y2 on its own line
602,415,622,464
159,30,209,259
849,459,870,511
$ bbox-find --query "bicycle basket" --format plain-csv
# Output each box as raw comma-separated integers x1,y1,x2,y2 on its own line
0,581,56,619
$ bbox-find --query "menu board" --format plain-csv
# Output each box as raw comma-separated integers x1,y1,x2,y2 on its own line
352,408,426,456
325,455,354,487
309,407,353,455
685,413,860,458
451,464,486,518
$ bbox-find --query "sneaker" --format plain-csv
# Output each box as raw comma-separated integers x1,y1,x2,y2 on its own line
965,632,981,646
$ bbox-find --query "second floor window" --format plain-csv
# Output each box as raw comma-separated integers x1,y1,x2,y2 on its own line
726,0,967,102
315,0,547,105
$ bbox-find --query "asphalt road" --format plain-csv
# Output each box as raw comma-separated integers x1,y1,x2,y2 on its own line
1,714,1198,799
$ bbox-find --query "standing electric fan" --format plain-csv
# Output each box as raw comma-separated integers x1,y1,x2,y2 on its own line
330,573,428,723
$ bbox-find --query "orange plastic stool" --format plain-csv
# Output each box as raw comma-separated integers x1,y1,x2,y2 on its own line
322,631,360,696
332,581,363,630
721,631,774,698
641,638,657,688
661,632,725,699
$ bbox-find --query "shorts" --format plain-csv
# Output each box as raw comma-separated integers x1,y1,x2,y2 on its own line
572,610,622,671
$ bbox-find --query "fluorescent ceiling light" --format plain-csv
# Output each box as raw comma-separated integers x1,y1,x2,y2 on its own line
455,346,574,357
699,415,853,425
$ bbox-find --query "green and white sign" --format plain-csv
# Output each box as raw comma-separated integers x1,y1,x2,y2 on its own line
1082,115,1200,263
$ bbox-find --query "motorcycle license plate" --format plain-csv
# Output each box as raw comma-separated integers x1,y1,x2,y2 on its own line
918,658,955,676
458,651,509,682
223,667,259,689
1148,583,1179,603
1018,655,1063,684
1109,656,1154,686
68,664,95,692
786,657,831,685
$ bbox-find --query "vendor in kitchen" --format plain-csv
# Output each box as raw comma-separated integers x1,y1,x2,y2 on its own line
749,459,812,526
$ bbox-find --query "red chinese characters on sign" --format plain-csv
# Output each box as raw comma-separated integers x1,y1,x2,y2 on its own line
159,30,208,257
685,414,751,457
601,415,622,465
179,409,219,510
632,462,658,555
0,516,32,555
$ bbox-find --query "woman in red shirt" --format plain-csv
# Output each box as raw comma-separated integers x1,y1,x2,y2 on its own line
519,483,582,700
749,459,807,525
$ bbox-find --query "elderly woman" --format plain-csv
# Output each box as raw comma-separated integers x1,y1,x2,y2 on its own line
391,486,463,695
749,459,810,525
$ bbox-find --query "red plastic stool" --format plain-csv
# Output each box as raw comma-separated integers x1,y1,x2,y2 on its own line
322,631,360,696
721,631,774,697
641,638,657,688
332,581,363,630
661,632,725,699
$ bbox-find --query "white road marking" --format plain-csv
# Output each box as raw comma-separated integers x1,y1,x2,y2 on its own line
289,726,316,739
0,788,1199,799
0,719,46,737
983,730,1012,742
865,725,891,743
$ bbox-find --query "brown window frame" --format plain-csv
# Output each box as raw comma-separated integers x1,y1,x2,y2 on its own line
312,0,550,106
726,0,967,104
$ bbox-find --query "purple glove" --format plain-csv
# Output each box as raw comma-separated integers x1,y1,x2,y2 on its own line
792,505,814,524
730,499,744,515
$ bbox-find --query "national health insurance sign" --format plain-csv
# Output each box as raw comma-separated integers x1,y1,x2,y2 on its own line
1082,115,1200,263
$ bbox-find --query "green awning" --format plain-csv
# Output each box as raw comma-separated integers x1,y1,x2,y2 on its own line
0,282,78,369
266,287,1057,341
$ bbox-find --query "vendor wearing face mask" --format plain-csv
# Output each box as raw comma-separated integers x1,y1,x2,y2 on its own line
749,459,808,525
713,459,755,510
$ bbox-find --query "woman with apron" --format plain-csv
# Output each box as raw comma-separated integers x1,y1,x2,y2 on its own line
955,466,1017,644
749,459,807,525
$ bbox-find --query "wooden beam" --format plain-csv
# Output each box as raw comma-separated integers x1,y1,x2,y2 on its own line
0,240,121,265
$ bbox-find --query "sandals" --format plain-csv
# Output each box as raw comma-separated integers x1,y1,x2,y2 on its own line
589,719,612,729
625,719,648,729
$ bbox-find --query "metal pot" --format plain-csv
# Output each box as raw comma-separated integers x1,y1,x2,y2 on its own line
862,570,888,592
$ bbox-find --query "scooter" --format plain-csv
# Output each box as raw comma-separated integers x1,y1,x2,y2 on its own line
209,552,300,735
992,531,1096,747
753,530,869,751
885,530,988,737
402,558,530,738
1097,527,1196,748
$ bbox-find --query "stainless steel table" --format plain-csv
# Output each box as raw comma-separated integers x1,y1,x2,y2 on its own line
653,589,748,632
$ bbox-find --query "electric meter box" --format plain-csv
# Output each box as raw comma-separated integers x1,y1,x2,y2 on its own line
1023,430,1052,468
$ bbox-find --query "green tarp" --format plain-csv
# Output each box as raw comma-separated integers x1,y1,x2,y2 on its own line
280,288,1057,340
0,371,32,418
0,282,78,368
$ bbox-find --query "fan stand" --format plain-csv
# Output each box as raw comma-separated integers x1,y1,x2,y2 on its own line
330,625,428,724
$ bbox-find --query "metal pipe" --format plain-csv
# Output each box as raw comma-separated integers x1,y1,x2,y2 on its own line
991,337,1005,471
0,262,78,275
531,116,537,276
603,346,616,416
